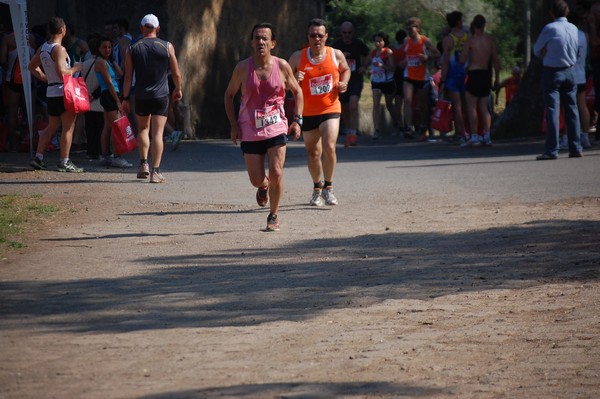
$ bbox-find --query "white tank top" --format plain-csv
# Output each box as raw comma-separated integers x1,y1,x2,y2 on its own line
41,41,71,97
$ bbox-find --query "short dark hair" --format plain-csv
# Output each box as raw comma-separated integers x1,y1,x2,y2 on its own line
446,11,463,28
48,17,65,35
473,14,486,29
552,0,570,18
250,22,275,41
406,17,421,30
372,31,390,47
307,18,328,33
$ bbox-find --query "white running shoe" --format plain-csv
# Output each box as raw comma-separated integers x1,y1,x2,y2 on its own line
111,156,133,168
310,189,324,206
321,187,338,205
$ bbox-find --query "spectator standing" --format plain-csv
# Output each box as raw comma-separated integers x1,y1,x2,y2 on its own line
95,36,132,168
534,0,582,160
121,13,183,182
331,21,369,147
440,11,468,141
496,66,522,106
28,16,84,172
459,15,500,147
81,33,103,160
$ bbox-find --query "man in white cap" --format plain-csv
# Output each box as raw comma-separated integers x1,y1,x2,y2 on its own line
120,13,183,183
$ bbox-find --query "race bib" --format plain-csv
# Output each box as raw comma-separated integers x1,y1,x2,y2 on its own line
348,58,356,72
255,105,281,129
407,55,421,67
309,74,333,95
372,70,385,82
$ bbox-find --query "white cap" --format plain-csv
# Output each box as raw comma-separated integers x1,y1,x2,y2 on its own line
141,14,159,29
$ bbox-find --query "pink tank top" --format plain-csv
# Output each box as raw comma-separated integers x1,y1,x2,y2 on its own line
238,56,287,142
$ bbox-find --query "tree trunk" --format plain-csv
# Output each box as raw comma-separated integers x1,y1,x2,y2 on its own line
493,57,544,139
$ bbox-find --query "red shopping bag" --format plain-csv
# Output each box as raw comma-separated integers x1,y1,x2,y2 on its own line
112,114,137,154
431,98,453,133
63,74,90,113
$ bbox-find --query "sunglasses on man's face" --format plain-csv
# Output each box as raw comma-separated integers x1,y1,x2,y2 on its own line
342,31,353,34
309,33,326,39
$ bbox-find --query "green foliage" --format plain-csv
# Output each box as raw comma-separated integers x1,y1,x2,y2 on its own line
0,195,57,255
326,0,532,70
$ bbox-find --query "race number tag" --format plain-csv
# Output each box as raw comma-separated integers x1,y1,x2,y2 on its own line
348,58,356,72
309,74,333,95
407,55,421,67
372,70,385,81
255,105,281,129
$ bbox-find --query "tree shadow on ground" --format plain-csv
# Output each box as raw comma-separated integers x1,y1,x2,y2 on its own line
138,381,440,399
0,219,598,333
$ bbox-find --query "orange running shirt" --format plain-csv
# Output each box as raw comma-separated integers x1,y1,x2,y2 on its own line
297,46,341,116
403,35,428,82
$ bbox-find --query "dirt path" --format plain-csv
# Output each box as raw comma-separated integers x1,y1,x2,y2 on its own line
1,139,599,398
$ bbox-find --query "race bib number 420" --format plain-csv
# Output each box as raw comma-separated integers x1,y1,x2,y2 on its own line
309,74,333,95
255,105,281,129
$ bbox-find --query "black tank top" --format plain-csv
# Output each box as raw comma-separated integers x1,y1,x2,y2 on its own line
130,37,170,99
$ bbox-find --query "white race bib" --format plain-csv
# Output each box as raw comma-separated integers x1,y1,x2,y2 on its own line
407,55,421,67
309,74,333,95
254,105,281,129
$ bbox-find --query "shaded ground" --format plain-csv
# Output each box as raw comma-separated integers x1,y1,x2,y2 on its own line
0,137,599,398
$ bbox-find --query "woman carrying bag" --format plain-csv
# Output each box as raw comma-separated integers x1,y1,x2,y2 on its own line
94,36,132,168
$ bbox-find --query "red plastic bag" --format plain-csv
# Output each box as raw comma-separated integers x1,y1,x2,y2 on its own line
63,74,90,114
111,114,137,154
431,98,453,133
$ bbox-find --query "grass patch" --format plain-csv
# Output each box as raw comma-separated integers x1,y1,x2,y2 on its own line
0,194,57,256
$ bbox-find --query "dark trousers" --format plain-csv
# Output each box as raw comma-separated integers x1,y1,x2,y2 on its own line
84,111,103,158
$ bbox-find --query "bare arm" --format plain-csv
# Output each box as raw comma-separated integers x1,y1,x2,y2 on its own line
224,60,246,145
425,38,441,60
335,48,351,93
120,48,133,114
491,37,501,87
54,45,82,77
96,58,121,108
288,50,303,81
168,43,183,102
440,35,452,85
28,47,47,83
279,58,303,140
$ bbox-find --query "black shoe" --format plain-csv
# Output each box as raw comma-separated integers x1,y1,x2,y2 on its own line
536,153,558,161
30,157,47,170
569,152,583,158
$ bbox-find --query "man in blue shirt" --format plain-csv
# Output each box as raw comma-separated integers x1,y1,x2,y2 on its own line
534,0,583,160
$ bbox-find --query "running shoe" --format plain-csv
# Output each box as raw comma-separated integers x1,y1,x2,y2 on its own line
482,134,493,147
372,130,379,140
150,170,166,183
30,157,47,170
256,177,269,207
137,162,150,179
171,130,183,151
111,156,133,168
57,160,84,173
321,187,338,205
310,189,324,206
403,129,415,139
99,155,113,167
461,134,482,147
266,213,280,231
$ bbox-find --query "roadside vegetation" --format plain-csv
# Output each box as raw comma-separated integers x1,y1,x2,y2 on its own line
0,194,56,257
